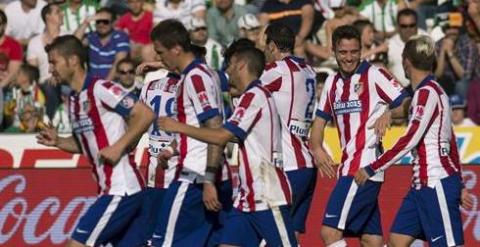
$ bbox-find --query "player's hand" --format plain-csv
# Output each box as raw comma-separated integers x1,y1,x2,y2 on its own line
203,182,222,212
135,61,166,76
158,117,178,133
98,144,123,166
313,148,336,179
354,168,370,186
461,188,474,210
157,149,174,169
369,110,391,148
36,122,58,147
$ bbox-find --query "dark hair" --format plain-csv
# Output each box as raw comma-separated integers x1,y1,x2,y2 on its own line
402,35,435,71
353,19,374,35
96,7,116,21
0,9,7,24
223,38,256,68
191,44,207,59
116,57,136,70
41,3,60,24
232,47,265,78
397,8,418,24
265,22,295,53
19,64,40,84
150,19,192,51
332,25,361,49
45,35,88,68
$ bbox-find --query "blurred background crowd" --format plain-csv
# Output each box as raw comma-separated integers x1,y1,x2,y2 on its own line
0,0,479,134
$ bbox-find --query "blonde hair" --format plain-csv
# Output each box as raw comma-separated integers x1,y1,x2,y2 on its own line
403,34,436,71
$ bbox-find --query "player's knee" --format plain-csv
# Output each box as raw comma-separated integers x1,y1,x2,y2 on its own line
65,239,87,247
320,225,343,245
360,234,384,247
326,239,347,247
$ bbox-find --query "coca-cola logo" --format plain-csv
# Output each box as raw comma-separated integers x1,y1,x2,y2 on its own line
0,174,96,245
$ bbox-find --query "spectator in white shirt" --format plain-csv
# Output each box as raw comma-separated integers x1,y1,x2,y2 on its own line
5,0,47,46
153,0,206,26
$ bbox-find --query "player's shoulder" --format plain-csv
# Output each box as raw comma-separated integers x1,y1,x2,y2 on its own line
95,79,128,97
264,61,289,76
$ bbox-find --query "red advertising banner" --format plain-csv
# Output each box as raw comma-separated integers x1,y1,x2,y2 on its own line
1,167,480,247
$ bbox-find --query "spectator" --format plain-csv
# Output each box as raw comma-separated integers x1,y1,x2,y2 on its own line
388,8,423,87
115,58,141,97
259,0,314,55
353,19,388,64
27,3,65,119
74,7,130,80
3,64,45,132
206,0,247,47
238,13,262,45
4,0,47,46
467,0,480,50
153,0,206,26
358,0,398,40
49,85,72,134
61,0,98,34
435,11,480,97
449,94,476,126
116,0,154,60
187,17,223,70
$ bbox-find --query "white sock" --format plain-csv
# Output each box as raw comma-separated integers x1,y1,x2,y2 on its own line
326,239,347,247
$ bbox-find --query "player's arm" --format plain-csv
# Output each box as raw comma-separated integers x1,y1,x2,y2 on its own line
310,116,336,179
355,89,437,185
36,124,82,153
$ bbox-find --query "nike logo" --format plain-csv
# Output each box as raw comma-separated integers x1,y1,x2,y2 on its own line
431,236,443,242
152,234,163,239
75,228,89,234
325,213,338,218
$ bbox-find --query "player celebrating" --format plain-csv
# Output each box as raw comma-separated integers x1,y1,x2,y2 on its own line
354,35,474,247
260,22,318,240
37,35,155,247
148,20,231,247
310,25,409,247
158,46,297,247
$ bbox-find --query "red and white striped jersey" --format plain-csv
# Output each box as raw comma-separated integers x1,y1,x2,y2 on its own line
224,80,292,212
260,56,317,172
315,61,407,181
175,59,229,182
69,76,144,195
140,72,180,189
368,75,462,189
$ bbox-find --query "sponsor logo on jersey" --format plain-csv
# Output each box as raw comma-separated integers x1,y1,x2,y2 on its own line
333,100,363,115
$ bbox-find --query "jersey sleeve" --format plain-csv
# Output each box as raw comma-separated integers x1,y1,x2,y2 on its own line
315,74,334,122
95,81,139,117
223,92,261,142
366,88,438,175
184,73,220,123
260,68,283,92
374,67,409,109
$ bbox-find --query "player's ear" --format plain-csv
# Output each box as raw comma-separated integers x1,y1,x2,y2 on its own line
68,55,79,67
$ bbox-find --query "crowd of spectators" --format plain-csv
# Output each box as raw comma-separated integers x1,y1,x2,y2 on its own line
0,0,479,133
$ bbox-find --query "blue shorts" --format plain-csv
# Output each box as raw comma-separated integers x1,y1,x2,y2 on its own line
206,181,233,247
71,190,146,247
152,180,233,247
286,167,317,233
391,174,464,247
221,206,298,247
322,176,383,237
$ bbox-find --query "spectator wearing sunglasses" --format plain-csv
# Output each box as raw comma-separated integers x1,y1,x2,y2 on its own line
115,58,141,97
74,7,130,80
187,17,223,70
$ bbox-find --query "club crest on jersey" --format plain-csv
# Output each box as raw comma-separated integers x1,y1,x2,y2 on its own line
354,83,363,94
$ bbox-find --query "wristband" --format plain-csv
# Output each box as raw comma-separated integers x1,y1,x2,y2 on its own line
204,171,216,184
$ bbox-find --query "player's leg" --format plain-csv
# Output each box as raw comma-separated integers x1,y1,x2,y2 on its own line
388,189,423,247
360,201,383,247
286,167,317,240
419,174,464,247
206,180,234,247
253,205,298,247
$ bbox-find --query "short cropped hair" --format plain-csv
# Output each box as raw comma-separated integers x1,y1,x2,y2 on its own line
45,35,88,68
41,3,60,24
150,19,192,52
332,25,361,50
223,38,256,68
397,8,418,24
402,35,435,71
232,47,265,78
19,64,40,84
265,22,295,53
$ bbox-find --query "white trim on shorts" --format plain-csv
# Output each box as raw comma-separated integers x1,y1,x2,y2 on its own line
163,182,189,247
435,182,456,246
86,196,122,246
271,206,293,247
338,181,359,230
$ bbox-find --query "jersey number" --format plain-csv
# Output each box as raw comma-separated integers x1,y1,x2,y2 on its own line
150,95,175,136
305,78,315,120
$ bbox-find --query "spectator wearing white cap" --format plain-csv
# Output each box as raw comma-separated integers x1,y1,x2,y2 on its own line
188,17,224,70
238,13,261,44
450,94,476,126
